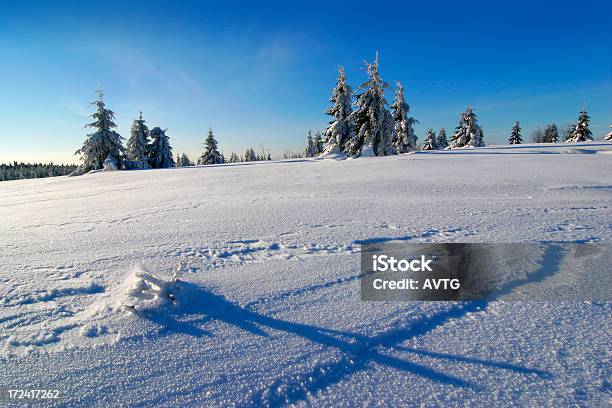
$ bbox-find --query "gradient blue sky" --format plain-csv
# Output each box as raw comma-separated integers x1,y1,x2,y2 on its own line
1,0,610,163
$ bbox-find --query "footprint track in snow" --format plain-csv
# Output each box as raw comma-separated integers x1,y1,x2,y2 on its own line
166,226,472,272
0,226,473,355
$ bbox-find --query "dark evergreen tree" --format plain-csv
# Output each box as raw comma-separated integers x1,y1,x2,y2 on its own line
437,128,448,149
244,148,257,162
509,121,522,144
148,127,175,168
74,89,124,173
305,131,316,157
544,123,559,143
198,128,224,165
1,162,78,181
314,131,324,155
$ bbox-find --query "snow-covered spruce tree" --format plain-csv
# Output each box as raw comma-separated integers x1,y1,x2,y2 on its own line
449,106,485,148
566,110,593,143
531,127,545,143
422,129,438,150
391,82,417,153
243,147,257,162
475,128,485,147
509,121,522,144
305,131,316,157
544,123,559,143
437,128,448,149
126,111,150,169
322,66,354,154
177,153,192,167
147,127,175,168
74,89,125,173
198,128,224,165
314,131,324,156
346,53,395,157
604,125,612,141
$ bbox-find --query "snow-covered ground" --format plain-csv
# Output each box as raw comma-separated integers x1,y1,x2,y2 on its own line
0,143,610,407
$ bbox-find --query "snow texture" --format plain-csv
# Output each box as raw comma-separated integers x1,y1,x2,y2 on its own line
1,142,611,407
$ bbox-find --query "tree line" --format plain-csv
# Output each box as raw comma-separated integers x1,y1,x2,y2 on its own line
69,88,276,175
62,54,612,175
302,53,607,157
4,53,610,181
0,162,78,182
305,52,483,158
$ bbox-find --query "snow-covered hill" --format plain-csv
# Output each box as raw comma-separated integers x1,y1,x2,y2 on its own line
1,143,611,406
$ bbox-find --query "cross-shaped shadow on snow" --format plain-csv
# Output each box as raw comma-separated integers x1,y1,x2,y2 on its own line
137,245,564,406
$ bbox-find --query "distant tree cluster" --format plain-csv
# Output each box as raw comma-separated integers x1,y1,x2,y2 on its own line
0,162,78,182
303,131,324,157
311,55,609,153
526,111,600,145
176,153,193,167
318,53,419,157
70,89,282,174
242,147,271,162
530,123,560,143
72,89,176,175
308,53,486,156
72,89,260,175
282,149,304,159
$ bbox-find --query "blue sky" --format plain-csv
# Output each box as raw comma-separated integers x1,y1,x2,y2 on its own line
1,0,610,163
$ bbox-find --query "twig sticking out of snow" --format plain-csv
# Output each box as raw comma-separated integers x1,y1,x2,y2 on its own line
171,261,185,283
